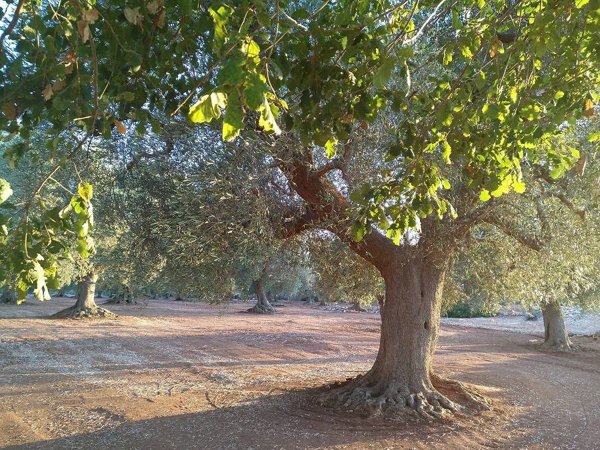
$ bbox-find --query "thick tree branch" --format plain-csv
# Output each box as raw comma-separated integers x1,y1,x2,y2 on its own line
314,158,343,178
278,209,319,239
482,213,545,251
281,156,400,271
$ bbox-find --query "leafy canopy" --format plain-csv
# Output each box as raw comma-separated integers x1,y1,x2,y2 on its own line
0,0,599,294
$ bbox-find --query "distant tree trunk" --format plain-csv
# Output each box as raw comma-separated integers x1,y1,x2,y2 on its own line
53,271,116,319
248,273,275,314
350,300,367,312
106,284,135,304
376,293,384,318
542,302,573,350
1,288,16,303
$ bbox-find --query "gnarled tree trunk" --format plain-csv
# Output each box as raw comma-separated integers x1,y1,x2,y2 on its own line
248,274,275,314
53,272,116,319
320,251,456,418
282,154,483,418
542,302,573,350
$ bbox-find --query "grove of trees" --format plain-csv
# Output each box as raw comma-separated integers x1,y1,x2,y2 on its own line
0,0,598,422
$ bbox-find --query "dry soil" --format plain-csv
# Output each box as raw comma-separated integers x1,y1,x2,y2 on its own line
1,298,599,449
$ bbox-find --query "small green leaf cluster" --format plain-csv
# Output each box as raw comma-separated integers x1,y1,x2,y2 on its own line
0,180,95,303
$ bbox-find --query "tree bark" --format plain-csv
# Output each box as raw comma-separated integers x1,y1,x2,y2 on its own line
52,272,116,319
320,251,456,418
248,274,275,314
542,302,573,350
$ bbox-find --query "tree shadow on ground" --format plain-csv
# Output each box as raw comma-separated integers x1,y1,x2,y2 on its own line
4,386,505,450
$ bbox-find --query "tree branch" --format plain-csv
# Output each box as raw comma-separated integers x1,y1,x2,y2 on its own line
314,158,343,178
0,0,24,52
278,209,318,239
482,213,545,251
542,191,586,219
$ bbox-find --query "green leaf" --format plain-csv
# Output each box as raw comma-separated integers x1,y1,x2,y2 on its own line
352,222,366,241
218,55,245,85
70,196,86,214
451,9,461,29
324,137,338,158
373,58,396,89
241,39,260,58
509,86,518,103
77,182,93,201
244,73,269,110
513,179,526,193
0,179,13,204
441,140,452,164
223,91,244,141
479,189,491,202
575,0,589,8
436,105,453,127
189,92,227,123
442,49,453,65
588,131,600,143
258,99,281,134
460,45,473,59
209,5,233,53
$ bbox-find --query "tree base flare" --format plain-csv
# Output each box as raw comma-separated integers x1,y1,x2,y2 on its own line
318,373,490,420
52,306,117,319
318,379,456,420
247,303,276,314
541,340,578,352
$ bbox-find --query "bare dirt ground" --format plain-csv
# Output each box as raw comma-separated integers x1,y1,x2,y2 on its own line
1,298,599,450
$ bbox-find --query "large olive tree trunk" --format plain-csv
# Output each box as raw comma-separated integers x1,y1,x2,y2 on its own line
541,302,573,350
320,250,456,418
248,273,275,314
53,272,115,319
281,159,468,418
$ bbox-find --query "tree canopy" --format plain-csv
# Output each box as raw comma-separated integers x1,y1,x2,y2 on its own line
1,1,598,298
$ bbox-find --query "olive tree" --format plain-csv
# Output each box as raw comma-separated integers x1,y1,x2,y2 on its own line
1,0,598,419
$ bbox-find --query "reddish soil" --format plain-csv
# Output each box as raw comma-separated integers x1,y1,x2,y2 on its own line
0,298,599,449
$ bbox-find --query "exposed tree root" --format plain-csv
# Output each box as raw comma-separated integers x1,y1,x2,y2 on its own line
247,303,276,314
52,306,117,319
318,376,458,420
540,340,578,352
317,372,491,420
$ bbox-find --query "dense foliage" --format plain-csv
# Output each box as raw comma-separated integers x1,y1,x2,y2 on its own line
0,0,599,300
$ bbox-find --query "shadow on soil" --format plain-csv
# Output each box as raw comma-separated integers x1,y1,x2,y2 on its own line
4,387,500,450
